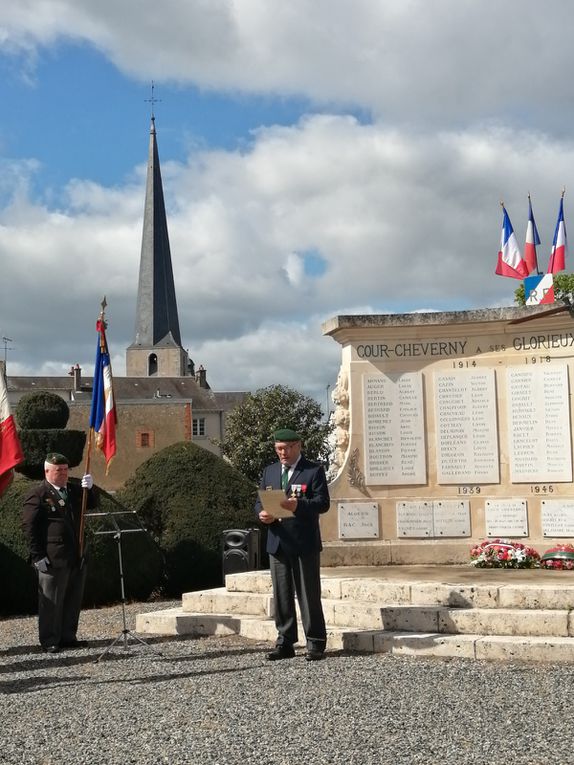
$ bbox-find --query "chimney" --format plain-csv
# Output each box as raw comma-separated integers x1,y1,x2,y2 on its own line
195,365,210,389
68,363,82,391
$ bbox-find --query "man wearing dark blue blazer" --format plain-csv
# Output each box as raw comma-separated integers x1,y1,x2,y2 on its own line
255,428,330,661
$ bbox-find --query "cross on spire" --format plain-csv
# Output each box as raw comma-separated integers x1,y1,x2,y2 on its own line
145,81,162,119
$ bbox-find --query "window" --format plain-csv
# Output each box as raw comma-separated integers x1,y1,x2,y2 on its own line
193,417,206,437
136,430,154,448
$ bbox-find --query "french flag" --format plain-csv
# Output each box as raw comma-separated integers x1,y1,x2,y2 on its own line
89,317,117,473
495,205,529,279
0,370,23,497
524,195,541,275
547,193,567,274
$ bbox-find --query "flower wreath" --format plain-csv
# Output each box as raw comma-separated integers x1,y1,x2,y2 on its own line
470,538,540,569
540,544,574,570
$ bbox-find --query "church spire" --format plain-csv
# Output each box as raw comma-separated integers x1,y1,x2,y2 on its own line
126,115,190,377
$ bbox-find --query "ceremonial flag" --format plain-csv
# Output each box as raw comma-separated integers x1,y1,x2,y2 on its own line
0,369,24,497
89,316,117,473
525,273,555,305
547,192,568,274
524,195,541,275
495,205,529,279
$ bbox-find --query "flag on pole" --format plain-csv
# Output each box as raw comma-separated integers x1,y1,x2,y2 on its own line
0,368,24,497
524,195,541,275
547,191,568,274
89,314,117,473
495,205,529,279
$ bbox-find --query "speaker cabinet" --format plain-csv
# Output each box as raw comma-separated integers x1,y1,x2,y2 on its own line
222,528,261,578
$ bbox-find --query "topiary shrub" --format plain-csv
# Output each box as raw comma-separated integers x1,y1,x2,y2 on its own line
16,430,87,480
0,477,164,615
16,391,70,429
117,441,258,596
14,391,86,479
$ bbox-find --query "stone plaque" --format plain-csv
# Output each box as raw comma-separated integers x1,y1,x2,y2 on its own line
485,499,528,537
541,500,574,537
338,502,379,539
397,501,433,537
433,500,471,537
507,365,572,483
363,373,426,485
434,369,499,484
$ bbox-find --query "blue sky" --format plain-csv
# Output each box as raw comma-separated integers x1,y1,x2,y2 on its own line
1,0,574,402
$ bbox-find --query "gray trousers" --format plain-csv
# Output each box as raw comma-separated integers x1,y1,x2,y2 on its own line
37,564,87,648
270,548,326,652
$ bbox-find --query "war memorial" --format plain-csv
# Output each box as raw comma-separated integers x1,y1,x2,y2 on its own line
320,303,574,565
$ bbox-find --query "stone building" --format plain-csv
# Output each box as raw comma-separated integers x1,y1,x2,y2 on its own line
7,116,245,490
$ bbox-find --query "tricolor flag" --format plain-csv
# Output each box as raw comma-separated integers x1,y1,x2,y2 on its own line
89,316,117,473
0,368,24,497
525,273,555,305
547,192,568,274
524,195,541,275
495,205,529,279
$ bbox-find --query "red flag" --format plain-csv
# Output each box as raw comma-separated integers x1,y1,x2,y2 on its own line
0,369,24,497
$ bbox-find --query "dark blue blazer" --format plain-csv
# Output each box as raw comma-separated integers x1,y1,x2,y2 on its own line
255,455,330,556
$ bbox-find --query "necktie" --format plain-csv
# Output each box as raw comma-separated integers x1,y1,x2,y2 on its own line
281,465,290,490
59,487,68,502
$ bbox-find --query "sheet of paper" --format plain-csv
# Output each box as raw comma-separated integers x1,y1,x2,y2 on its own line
257,489,295,519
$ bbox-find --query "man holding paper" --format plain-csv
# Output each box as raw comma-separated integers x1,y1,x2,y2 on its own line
255,428,330,661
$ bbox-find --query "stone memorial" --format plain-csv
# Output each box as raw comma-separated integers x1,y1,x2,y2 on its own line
338,502,379,539
321,305,574,565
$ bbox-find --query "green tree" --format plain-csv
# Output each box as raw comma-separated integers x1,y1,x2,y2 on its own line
219,384,333,484
515,273,574,306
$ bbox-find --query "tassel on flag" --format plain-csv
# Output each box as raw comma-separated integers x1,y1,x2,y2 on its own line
495,204,529,279
89,300,117,473
524,194,541,275
0,367,24,497
547,190,568,274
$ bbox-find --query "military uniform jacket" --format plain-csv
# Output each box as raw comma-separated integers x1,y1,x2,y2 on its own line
22,480,97,568
255,455,330,556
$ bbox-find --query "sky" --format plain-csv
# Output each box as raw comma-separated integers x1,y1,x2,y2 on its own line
1,0,574,408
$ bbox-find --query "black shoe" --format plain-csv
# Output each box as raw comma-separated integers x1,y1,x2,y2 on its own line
42,645,60,654
267,645,295,661
60,639,88,649
305,650,325,662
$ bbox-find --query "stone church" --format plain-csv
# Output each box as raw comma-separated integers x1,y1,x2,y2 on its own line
7,116,246,490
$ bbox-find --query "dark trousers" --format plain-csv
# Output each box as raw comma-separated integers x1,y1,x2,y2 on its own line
270,548,326,652
37,564,87,648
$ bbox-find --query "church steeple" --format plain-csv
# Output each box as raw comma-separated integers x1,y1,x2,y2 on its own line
126,116,190,377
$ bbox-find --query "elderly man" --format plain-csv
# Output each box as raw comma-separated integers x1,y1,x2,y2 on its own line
255,428,330,661
22,453,96,653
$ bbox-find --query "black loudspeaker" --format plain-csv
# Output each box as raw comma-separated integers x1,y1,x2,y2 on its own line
222,528,261,578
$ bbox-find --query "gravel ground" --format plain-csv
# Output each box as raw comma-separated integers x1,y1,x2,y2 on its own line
1,600,574,765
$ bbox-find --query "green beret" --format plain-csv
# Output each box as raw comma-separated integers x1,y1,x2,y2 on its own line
273,428,302,442
45,452,69,466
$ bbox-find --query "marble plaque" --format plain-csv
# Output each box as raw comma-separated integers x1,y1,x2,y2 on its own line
338,502,379,539
434,369,499,484
507,365,572,483
433,500,471,537
363,373,426,485
485,499,528,537
541,500,574,537
397,501,433,537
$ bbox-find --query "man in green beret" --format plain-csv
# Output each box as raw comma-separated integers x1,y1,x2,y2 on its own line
255,428,330,661
21,452,97,653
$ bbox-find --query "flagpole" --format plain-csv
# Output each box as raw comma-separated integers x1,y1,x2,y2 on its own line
79,297,107,559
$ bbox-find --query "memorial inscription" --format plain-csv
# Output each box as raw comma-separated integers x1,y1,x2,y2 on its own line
485,499,528,537
507,365,572,483
397,500,470,538
541,500,574,537
434,369,499,484
338,502,380,539
363,373,426,485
